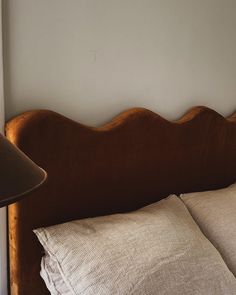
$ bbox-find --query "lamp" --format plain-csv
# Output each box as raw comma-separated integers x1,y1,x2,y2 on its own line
0,132,47,207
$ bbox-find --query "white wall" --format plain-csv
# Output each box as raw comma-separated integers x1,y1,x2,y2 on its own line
3,0,236,125
1,2,236,294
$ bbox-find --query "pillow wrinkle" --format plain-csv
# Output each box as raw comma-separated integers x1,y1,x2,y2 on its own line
181,182,236,277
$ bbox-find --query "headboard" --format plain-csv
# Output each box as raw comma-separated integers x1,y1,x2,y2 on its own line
6,106,236,295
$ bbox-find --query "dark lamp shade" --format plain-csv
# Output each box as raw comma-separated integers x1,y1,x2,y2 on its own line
0,133,47,207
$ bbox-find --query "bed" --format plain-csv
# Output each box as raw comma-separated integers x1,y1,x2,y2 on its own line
5,106,236,295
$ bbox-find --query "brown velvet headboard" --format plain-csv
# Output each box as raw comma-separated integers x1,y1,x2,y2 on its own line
6,106,236,295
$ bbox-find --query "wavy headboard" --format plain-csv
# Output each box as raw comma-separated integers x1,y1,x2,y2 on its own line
6,106,236,295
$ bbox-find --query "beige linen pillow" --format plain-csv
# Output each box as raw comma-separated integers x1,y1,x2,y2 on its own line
40,253,71,295
34,195,236,295
181,182,236,276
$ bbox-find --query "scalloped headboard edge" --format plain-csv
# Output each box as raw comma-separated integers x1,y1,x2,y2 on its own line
6,106,236,295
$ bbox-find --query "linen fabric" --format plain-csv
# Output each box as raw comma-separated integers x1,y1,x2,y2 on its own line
40,254,71,295
34,195,236,295
181,182,236,276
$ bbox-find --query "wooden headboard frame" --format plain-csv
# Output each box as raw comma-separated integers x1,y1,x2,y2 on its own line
6,106,236,295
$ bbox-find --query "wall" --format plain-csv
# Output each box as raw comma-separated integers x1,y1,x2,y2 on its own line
3,0,236,126
0,0,7,294
1,1,236,294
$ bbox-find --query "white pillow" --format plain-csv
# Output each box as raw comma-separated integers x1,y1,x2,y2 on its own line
34,195,236,295
40,253,71,295
181,182,236,276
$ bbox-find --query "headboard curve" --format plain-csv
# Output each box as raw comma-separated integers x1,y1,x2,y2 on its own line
6,106,236,295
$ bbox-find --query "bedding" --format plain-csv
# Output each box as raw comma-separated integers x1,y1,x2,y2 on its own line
181,182,236,276
34,195,236,295
40,254,71,294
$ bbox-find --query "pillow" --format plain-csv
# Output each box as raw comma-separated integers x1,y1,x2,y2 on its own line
40,253,71,295
34,195,236,295
181,182,236,276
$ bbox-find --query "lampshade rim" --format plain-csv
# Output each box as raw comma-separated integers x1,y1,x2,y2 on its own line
0,167,47,207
